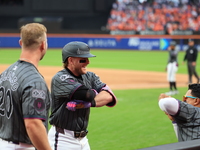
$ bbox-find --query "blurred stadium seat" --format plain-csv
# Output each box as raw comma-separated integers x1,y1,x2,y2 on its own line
106,0,200,35
18,17,63,33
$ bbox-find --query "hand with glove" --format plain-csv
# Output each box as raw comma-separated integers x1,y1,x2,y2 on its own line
66,100,91,111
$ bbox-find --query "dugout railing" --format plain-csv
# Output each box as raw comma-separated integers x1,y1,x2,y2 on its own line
138,139,200,150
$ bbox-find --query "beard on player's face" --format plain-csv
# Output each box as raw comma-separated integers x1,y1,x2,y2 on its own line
73,67,87,76
68,57,89,76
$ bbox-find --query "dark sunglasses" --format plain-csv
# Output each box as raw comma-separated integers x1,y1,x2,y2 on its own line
79,59,87,63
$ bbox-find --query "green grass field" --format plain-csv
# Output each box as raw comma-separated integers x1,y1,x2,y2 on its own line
1,48,199,74
0,49,194,149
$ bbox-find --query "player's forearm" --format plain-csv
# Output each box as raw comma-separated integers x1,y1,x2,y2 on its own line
159,97,179,115
172,122,178,139
71,87,96,102
24,119,52,150
94,91,113,107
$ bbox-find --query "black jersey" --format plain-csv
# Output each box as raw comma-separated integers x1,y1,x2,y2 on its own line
173,100,200,141
168,49,178,63
184,46,198,62
49,68,105,131
0,60,51,144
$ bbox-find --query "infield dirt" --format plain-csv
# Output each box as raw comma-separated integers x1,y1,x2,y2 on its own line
0,65,190,90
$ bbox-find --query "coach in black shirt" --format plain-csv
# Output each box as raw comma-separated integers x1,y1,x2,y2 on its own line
183,39,199,83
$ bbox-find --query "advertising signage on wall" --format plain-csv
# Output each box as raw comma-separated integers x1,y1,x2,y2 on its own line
83,38,161,50
0,35,199,51
87,38,117,48
126,38,160,50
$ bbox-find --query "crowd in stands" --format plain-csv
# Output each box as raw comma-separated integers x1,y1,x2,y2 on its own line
106,0,200,34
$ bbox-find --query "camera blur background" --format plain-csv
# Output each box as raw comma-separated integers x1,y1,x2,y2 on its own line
0,0,199,35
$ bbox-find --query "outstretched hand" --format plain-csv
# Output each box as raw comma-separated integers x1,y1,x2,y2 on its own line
158,93,171,101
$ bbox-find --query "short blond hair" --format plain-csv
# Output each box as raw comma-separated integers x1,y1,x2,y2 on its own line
20,23,47,48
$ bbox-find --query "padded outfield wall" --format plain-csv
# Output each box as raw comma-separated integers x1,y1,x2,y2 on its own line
0,34,200,51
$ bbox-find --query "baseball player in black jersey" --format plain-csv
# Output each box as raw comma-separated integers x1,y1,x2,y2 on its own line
0,23,52,150
165,41,179,96
159,83,200,142
48,41,117,150
183,39,199,83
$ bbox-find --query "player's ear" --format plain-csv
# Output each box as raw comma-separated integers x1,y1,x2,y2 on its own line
194,98,200,106
40,40,47,52
19,39,22,46
68,57,73,63
68,57,76,67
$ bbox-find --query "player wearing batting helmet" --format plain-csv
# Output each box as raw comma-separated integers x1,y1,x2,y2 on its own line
0,23,52,149
48,41,117,150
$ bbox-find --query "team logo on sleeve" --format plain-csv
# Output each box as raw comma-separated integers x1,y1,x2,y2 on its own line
32,89,46,99
60,75,76,84
34,98,45,111
32,89,46,111
60,75,70,81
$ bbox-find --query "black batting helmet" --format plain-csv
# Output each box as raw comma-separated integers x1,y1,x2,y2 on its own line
62,41,96,63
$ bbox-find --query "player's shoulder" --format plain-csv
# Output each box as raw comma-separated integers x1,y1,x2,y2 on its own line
85,71,97,77
82,71,100,80
1,61,38,78
179,100,196,110
10,61,47,86
20,63,42,78
14,60,37,73
52,69,74,81
86,71,95,75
